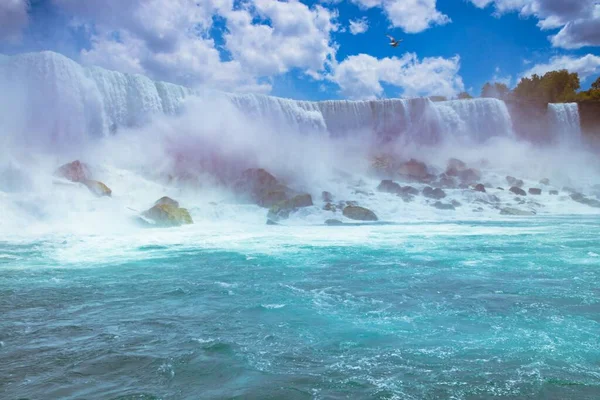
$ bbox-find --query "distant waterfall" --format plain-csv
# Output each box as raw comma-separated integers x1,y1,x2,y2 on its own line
548,103,581,144
0,50,515,148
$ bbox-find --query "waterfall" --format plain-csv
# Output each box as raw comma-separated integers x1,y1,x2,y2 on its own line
0,51,516,148
548,103,582,144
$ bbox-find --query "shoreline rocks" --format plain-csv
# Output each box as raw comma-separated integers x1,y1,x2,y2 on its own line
141,199,193,227
343,205,378,221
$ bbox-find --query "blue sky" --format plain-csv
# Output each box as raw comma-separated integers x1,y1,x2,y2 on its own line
1,0,599,101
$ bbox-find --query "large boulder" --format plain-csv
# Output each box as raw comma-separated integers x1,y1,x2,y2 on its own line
539,178,550,186
342,205,378,221
267,194,314,221
398,159,432,182
433,201,455,210
570,193,600,208
510,186,527,196
377,180,403,195
83,180,112,197
141,202,193,227
234,168,297,207
474,183,486,193
506,176,524,188
500,207,535,216
528,188,542,195
154,196,179,208
422,186,446,200
325,219,344,226
549,190,559,195
457,168,481,184
54,160,92,183
447,158,466,172
435,174,457,189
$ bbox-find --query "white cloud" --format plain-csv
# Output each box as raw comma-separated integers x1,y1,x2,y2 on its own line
331,53,464,99
223,1,339,79
468,0,600,49
349,17,369,35
351,0,451,33
492,66,513,87
521,54,600,80
0,0,29,42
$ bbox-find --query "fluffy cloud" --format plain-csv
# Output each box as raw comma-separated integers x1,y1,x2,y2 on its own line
331,53,464,99
521,54,600,80
0,0,29,42
351,0,450,33
469,0,600,49
223,1,339,79
349,17,369,35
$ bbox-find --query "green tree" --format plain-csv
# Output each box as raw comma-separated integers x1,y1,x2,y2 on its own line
457,91,473,99
481,82,509,99
591,76,600,90
513,69,580,104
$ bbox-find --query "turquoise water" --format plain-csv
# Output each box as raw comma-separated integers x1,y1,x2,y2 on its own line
1,217,600,399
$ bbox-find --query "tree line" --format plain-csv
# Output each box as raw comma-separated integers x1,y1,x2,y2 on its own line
430,70,600,103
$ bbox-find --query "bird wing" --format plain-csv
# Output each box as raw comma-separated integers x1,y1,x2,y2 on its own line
386,34,395,41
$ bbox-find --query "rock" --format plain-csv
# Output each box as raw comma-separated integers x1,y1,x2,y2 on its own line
497,187,504,191
539,178,550,186
82,180,112,197
549,190,559,195
398,159,432,182
500,207,535,216
154,196,179,208
506,176,524,188
342,205,378,221
489,195,501,203
458,183,469,189
422,186,446,200
371,154,396,176
401,186,419,196
457,168,481,184
142,203,193,227
54,160,92,182
321,191,333,202
433,201,455,210
451,200,462,208
325,219,344,226
562,186,578,193
234,168,296,207
435,174,457,189
377,179,403,195
509,186,527,196
266,219,279,225
528,188,542,195
268,194,314,221
570,193,600,208
323,202,337,212
474,183,486,193
447,158,466,172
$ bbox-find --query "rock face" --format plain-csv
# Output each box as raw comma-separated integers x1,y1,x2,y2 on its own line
528,188,542,195
325,219,344,226
474,184,486,193
571,193,600,208
398,159,432,182
141,201,193,227
234,168,298,207
506,176,524,188
510,186,527,196
422,186,446,200
267,194,314,221
83,180,112,197
343,205,378,221
500,207,536,216
55,160,92,182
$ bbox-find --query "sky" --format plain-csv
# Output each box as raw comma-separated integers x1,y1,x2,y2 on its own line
0,0,599,101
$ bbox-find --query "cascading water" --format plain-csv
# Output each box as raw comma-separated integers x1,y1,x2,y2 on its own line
548,103,582,145
0,51,515,147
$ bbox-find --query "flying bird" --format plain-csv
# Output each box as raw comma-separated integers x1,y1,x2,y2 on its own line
386,34,403,48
